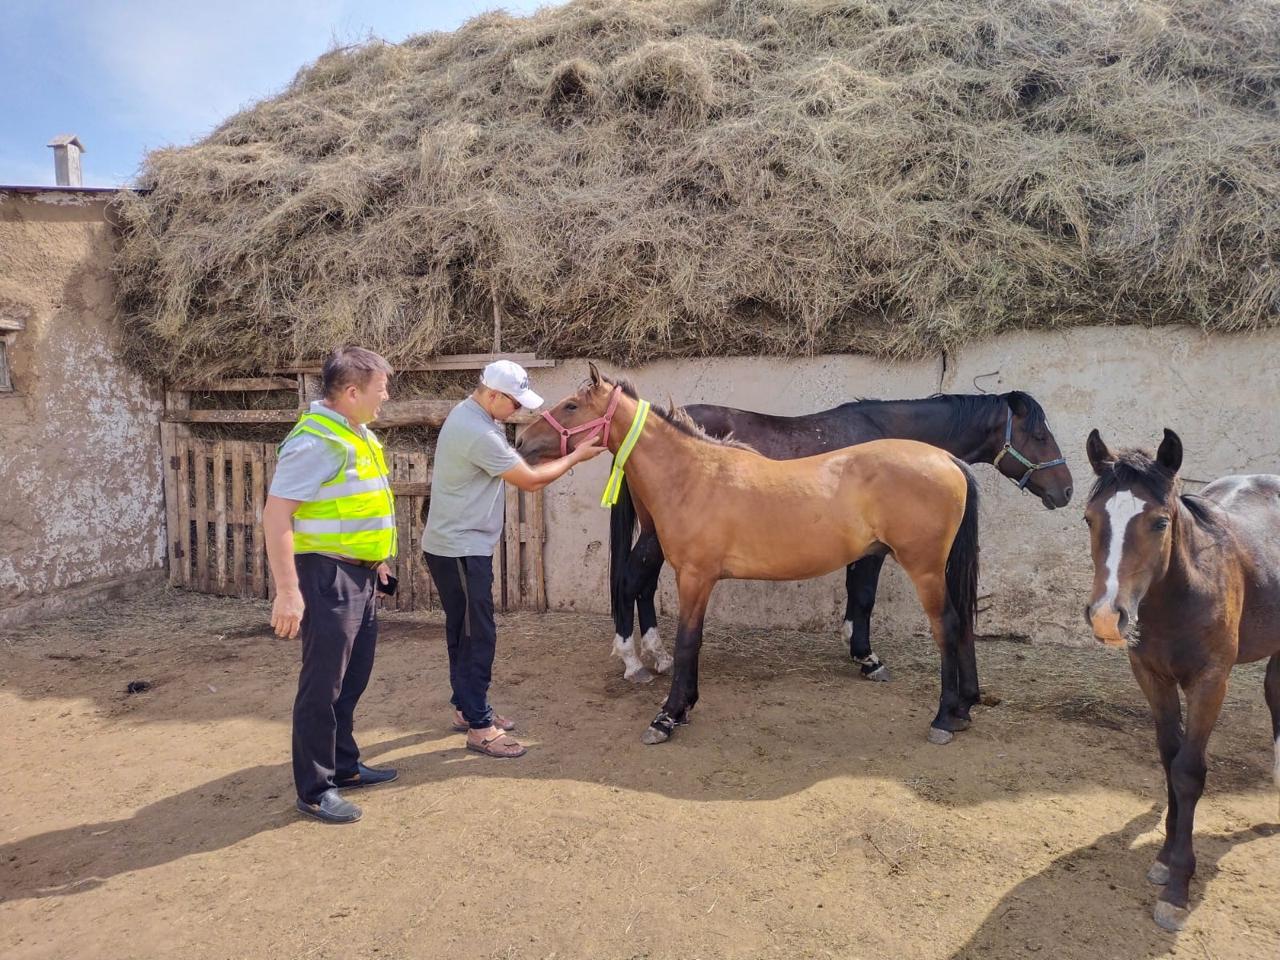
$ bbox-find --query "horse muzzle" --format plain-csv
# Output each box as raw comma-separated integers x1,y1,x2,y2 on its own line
1040,483,1072,510
513,430,555,466
1086,600,1133,647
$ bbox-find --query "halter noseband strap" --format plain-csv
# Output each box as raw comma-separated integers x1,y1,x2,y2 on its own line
540,384,624,459
994,406,1067,490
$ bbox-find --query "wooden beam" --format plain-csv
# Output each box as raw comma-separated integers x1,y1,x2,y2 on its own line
504,483,521,610
274,352,555,374
231,444,247,596
175,436,191,587
175,376,299,392
160,421,181,586
390,480,432,497
193,445,209,589
370,400,537,427
528,491,546,612
0,317,25,332
213,443,228,593
250,444,266,599
492,289,502,352
413,355,557,372
164,399,537,427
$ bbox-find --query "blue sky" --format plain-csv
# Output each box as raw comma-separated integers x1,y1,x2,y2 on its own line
1,1,555,187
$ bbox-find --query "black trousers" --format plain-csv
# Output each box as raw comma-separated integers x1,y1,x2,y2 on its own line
292,553,378,804
423,552,497,730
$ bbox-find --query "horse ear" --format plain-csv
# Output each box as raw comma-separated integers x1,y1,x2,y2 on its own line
1157,428,1183,474
588,361,602,387
1004,392,1029,417
1086,429,1114,476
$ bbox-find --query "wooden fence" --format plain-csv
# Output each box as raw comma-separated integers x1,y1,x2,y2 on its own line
159,353,552,612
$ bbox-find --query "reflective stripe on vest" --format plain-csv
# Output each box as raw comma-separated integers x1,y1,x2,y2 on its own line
281,412,397,561
293,515,397,534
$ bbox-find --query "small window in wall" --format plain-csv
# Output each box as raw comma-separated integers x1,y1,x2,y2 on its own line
0,335,14,392
0,301,28,393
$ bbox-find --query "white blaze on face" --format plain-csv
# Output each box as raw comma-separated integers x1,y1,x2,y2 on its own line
1102,491,1146,608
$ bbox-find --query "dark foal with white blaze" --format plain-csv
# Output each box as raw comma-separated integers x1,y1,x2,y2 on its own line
608,392,1073,684
518,365,983,746
1084,428,1280,932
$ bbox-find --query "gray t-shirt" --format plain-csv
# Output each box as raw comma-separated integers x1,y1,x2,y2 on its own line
422,397,522,557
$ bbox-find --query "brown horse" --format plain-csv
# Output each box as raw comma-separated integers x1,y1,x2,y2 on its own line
517,365,982,745
609,391,1073,684
1084,428,1280,932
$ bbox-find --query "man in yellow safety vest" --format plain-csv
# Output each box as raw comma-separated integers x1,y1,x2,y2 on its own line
264,346,398,824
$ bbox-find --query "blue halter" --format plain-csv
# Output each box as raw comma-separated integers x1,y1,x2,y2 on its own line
994,406,1067,491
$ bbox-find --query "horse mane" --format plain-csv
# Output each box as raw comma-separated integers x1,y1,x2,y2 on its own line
608,378,757,452
935,392,1048,440
1181,494,1224,528
833,391,1048,442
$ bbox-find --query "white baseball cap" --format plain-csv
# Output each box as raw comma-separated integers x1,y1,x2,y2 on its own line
481,359,543,409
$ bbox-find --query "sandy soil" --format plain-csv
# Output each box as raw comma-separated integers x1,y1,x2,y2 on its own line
2,588,1277,960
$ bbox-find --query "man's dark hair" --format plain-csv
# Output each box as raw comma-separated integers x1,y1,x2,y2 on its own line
322,347,392,399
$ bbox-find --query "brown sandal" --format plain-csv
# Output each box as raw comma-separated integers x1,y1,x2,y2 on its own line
453,711,515,733
466,730,527,758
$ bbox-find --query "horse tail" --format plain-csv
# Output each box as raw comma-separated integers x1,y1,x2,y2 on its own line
945,460,981,639
609,475,638,623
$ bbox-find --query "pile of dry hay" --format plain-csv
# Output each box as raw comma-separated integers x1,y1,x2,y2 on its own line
112,0,1280,378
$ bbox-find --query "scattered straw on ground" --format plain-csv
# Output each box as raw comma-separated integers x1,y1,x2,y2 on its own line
7,585,1268,745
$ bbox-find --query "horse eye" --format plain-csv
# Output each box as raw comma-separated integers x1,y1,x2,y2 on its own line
565,402,577,412
1152,517,1170,531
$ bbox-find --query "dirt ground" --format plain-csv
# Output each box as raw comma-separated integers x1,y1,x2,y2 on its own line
2,588,1277,960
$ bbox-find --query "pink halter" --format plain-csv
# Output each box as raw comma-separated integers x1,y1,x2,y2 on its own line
540,385,622,458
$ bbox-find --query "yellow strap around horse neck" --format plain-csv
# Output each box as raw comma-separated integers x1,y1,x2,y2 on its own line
601,399,651,508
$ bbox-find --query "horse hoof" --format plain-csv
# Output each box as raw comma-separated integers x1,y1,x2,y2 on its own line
625,667,656,685
652,656,673,675
1153,900,1188,932
927,727,954,745
862,665,890,683
1147,862,1170,886
642,725,670,745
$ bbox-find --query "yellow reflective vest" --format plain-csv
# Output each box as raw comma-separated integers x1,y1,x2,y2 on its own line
281,412,397,561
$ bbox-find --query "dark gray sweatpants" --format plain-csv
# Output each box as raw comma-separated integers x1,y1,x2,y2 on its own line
291,553,378,804
423,552,497,730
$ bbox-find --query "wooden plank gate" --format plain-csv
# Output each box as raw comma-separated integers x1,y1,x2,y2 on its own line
159,353,552,613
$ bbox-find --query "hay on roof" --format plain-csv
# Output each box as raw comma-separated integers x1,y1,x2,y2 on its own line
111,0,1280,380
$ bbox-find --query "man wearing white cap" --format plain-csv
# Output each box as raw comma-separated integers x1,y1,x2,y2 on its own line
422,359,605,757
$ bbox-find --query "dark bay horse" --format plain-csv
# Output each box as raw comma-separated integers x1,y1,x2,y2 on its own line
1084,428,1280,931
609,392,1074,683
518,365,983,745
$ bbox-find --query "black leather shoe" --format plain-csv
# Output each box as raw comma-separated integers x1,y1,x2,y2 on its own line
295,789,362,824
334,763,398,789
